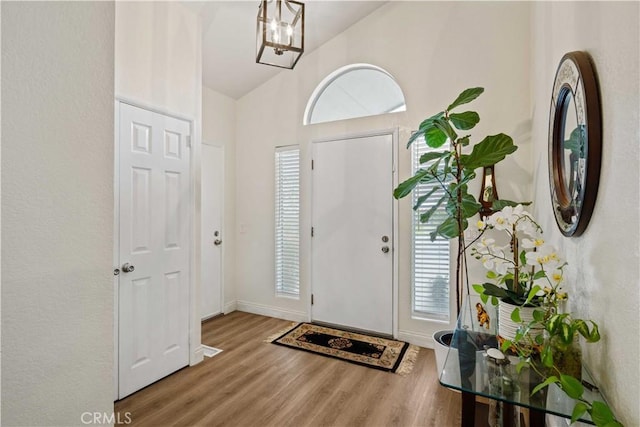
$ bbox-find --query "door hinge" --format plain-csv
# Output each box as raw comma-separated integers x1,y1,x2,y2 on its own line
311,227,314,237
186,135,191,148
311,294,314,305
311,159,314,170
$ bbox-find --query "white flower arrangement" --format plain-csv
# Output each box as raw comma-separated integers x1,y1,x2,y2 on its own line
472,205,567,307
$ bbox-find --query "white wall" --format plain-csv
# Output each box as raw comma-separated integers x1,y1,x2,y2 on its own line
115,1,200,118
1,2,115,425
202,86,237,312
235,2,532,341
115,1,204,365
530,2,639,425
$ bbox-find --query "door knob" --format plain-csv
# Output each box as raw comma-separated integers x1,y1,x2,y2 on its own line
122,263,135,273
381,246,390,253
214,239,222,246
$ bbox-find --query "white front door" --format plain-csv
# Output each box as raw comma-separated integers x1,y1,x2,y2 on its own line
117,103,191,399
200,144,224,319
311,133,395,335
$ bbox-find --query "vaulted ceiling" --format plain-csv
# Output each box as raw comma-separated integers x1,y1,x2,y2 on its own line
184,1,387,99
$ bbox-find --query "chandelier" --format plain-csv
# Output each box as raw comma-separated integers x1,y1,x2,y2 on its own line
256,0,305,69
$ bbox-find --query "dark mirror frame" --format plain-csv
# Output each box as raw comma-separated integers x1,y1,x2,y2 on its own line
548,51,601,237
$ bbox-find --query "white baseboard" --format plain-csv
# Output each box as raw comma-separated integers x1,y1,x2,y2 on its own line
236,300,307,322
398,330,435,349
191,345,204,366
223,300,237,314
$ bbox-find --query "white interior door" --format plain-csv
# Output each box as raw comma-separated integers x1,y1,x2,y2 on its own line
117,103,191,399
311,133,394,335
201,144,223,319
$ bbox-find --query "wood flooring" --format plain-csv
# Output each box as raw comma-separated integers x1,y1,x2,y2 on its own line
114,311,484,427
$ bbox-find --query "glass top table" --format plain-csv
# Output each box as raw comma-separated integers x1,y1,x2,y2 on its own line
439,294,607,426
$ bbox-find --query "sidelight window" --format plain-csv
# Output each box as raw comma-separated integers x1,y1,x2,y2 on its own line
275,146,300,298
411,136,450,321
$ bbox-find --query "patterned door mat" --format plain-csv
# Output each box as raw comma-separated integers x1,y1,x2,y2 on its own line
267,322,419,375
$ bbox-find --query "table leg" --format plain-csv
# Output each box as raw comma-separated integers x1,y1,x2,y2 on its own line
461,391,475,427
529,407,546,427
503,402,515,427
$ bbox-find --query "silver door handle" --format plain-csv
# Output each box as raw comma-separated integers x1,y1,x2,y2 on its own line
381,246,389,253
122,263,135,273
214,239,222,246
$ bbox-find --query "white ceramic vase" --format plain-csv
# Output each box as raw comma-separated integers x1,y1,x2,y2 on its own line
432,330,460,384
497,299,544,341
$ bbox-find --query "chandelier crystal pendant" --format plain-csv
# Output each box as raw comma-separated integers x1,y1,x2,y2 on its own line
256,0,305,69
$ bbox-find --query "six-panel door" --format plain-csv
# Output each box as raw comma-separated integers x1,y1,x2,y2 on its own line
117,103,191,399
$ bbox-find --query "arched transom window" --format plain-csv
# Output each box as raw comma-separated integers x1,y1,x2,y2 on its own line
304,64,406,125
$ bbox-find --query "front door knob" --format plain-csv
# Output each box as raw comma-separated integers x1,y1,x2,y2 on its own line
381,246,390,253
214,239,222,246
122,263,135,273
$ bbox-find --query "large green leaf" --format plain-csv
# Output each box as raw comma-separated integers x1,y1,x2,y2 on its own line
571,402,589,424
425,125,448,148
413,186,440,210
586,322,600,342
546,314,568,335
541,345,554,367
407,111,446,148
433,118,458,142
480,283,510,298
573,320,600,343
432,216,461,240
590,401,619,426
446,191,481,220
531,376,558,396
573,319,590,340
486,271,498,279
532,270,547,281
448,176,476,197
533,309,545,322
525,285,542,305
559,375,584,400
419,150,448,165
447,87,485,111
460,193,481,219
463,133,517,170
501,339,513,353
419,195,448,224
449,111,480,130
559,323,572,345
472,284,485,295
393,169,428,199
418,111,444,130
406,129,427,148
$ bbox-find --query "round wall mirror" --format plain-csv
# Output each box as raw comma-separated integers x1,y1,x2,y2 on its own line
548,51,601,237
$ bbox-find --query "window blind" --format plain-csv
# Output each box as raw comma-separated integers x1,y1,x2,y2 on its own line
412,136,450,320
275,146,300,298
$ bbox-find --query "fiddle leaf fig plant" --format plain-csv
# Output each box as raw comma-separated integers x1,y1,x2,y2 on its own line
394,87,523,313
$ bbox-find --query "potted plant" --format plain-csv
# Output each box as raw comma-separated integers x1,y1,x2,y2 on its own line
471,204,565,341
500,296,621,426
471,206,622,426
393,87,522,372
